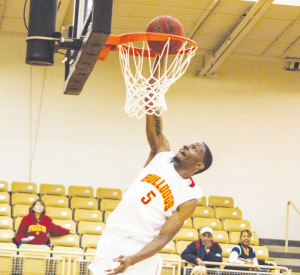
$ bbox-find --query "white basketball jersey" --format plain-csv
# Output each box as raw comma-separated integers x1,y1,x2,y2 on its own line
105,151,204,244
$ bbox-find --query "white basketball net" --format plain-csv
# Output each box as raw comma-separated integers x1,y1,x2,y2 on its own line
118,38,197,119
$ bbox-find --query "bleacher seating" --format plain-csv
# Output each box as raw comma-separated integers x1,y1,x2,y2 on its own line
212,230,229,244
74,209,103,222
161,241,176,254
11,182,37,194
96,187,122,200
0,204,11,216
182,217,193,228
208,195,234,208
193,217,222,231
42,195,69,208
99,199,120,211
39,183,66,196
0,181,8,192
223,219,251,232
0,216,13,230
68,186,94,198
192,206,214,218
0,192,10,204
215,207,242,220
0,180,269,275
70,197,98,210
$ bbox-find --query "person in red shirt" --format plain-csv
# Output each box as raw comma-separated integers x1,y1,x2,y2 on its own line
15,199,73,248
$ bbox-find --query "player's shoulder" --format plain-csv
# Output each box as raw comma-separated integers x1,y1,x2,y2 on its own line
150,150,174,163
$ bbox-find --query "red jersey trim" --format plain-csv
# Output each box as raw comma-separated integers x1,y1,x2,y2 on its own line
189,178,195,187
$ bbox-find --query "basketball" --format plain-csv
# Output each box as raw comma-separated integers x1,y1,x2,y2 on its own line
146,15,185,54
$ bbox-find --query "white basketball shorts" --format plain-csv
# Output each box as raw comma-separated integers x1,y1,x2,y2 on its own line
88,231,163,275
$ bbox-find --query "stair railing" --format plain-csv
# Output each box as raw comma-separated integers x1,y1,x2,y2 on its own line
285,201,300,252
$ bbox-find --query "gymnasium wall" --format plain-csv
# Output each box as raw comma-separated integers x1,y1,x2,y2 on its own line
0,33,299,240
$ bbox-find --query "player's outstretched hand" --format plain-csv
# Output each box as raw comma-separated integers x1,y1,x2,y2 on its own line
105,255,134,274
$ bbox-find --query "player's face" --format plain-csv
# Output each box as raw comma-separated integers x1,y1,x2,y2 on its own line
240,231,251,246
33,202,44,214
175,141,205,167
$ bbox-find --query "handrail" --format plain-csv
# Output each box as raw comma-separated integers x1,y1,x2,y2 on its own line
285,200,300,252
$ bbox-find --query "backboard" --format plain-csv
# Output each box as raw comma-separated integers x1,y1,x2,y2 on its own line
63,0,113,95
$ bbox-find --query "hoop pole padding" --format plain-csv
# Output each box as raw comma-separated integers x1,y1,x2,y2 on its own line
98,33,197,60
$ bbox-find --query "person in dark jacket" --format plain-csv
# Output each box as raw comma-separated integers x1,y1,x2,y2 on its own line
15,199,73,248
181,227,222,269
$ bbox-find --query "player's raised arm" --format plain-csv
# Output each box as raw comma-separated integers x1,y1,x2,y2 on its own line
144,55,171,167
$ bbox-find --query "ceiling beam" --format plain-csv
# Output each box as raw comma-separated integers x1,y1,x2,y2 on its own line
262,13,300,56
0,0,7,26
197,0,274,77
188,0,223,39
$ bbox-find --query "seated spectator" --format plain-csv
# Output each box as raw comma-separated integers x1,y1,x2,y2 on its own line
181,227,222,269
227,230,259,271
15,199,73,248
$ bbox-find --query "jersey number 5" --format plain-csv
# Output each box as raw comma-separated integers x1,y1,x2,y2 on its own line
141,191,156,205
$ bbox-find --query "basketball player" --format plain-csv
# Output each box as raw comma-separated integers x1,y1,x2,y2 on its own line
89,56,213,275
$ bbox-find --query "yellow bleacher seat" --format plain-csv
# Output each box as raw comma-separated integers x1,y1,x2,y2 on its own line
81,234,101,250
215,207,242,220
0,217,13,230
42,195,69,208
160,240,176,254
74,209,103,222
0,204,11,216
97,187,122,200
47,207,72,220
0,242,17,253
213,230,229,244
182,217,193,228
253,245,269,260
68,186,94,198
11,193,39,205
223,219,251,232
99,199,120,211
176,240,192,255
39,183,66,196
14,217,23,231
12,204,30,218
251,232,259,246
78,221,106,235
70,197,98,210
0,242,17,275
219,243,234,258
0,229,14,242
192,206,214,218
19,243,51,257
0,192,10,204
173,228,198,242
197,196,206,206
103,210,113,222
193,217,222,231
53,219,76,232
50,234,80,247
0,181,8,192
11,181,37,194
208,196,234,208
85,248,96,260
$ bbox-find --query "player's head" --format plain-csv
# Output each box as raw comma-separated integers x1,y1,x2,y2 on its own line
194,141,212,174
174,141,212,175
